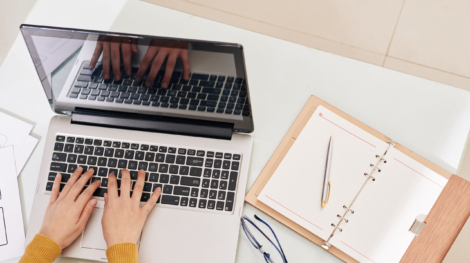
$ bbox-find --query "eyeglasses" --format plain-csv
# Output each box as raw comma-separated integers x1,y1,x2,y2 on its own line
240,215,288,263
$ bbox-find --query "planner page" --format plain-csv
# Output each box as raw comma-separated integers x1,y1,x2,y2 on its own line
258,105,389,241
332,147,448,263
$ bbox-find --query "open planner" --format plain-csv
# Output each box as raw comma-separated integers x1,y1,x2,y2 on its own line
246,96,470,263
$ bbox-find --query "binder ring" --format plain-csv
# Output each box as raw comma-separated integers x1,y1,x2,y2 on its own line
370,164,381,172
375,155,387,163
337,214,348,223
343,205,354,214
331,223,342,232
364,173,375,181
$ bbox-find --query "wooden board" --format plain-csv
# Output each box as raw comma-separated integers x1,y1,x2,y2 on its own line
245,95,466,262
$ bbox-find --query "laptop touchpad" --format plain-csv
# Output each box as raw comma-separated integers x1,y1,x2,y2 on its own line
81,208,107,250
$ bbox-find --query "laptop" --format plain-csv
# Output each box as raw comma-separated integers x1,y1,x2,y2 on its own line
20,24,254,263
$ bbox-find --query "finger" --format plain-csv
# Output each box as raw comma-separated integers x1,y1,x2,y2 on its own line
132,170,146,202
120,169,131,198
49,173,62,204
68,168,95,202
59,166,83,199
77,199,97,228
160,51,178,88
90,42,103,70
142,186,161,214
107,173,119,200
75,178,101,208
131,40,139,54
135,46,158,83
110,42,121,81
145,50,167,88
121,42,132,77
180,50,191,81
102,42,111,80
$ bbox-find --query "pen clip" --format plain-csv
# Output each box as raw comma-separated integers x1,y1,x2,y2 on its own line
327,181,331,203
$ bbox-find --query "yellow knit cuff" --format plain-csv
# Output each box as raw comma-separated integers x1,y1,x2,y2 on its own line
19,234,62,263
106,243,139,263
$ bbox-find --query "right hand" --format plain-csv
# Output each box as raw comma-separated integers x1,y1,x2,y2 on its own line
102,169,161,247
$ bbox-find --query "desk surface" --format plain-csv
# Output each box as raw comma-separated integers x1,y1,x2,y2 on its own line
1,0,470,262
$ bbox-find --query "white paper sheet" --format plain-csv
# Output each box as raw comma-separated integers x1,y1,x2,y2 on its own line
15,135,38,176
0,146,25,261
0,111,35,174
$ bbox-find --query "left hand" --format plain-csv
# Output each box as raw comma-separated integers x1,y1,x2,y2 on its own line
39,167,101,249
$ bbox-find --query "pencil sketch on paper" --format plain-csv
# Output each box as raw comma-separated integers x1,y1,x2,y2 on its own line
0,134,7,148
0,207,7,246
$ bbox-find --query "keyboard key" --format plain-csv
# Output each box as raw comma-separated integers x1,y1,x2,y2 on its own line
216,201,224,211
215,152,223,158
231,162,240,170
46,182,54,191
115,149,124,158
214,159,222,168
224,153,232,159
228,172,238,191
190,188,199,197
149,173,159,182
207,151,215,158
141,193,151,202
50,162,67,172
145,152,155,162
108,158,117,168
159,164,169,173
54,143,64,151
209,190,217,199
218,191,226,200
94,147,104,156
186,157,204,167
211,180,219,189
225,192,235,211
56,135,66,142
153,183,162,192
122,142,130,149
180,197,189,206
174,186,190,196
207,200,215,210
77,155,87,164
64,144,74,152
180,176,200,187
87,156,97,165
189,167,202,177
93,188,107,197
179,166,189,175
233,154,241,161
148,163,158,172
162,195,179,205
159,147,167,153
198,199,207,209
67,154,77,163
155,153,165,162
85,139,93,145
52,152,66,162
219,181,228,190
67,164,78,173
143,183,153,192
98,168,108,177
94,140,102,146
105,148,114,157
203,169,212,178
160,174,169,183
223,160,231,170
188,149,196,156
221,171,229,180
189,198,197,207
205,159,213,168
128,161,138,170
202,179,210,188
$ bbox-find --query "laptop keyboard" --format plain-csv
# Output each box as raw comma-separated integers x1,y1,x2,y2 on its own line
46,134,242,213
68,62,250,116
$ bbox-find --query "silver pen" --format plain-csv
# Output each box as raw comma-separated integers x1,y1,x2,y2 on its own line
321,136,333,208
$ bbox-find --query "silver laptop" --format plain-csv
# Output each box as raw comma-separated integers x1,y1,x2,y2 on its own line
20,24,254,263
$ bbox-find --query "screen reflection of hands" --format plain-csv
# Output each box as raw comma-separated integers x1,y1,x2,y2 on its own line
89,37,190,89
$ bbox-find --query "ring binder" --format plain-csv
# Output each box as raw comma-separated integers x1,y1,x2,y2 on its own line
321,138,397,250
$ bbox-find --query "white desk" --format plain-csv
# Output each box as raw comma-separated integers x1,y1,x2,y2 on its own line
1,0,470,262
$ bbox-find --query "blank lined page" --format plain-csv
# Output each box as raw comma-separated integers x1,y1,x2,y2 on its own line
258,105,389,241
332,147,447,263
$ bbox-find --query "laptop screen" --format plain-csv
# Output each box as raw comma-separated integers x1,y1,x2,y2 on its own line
20,24,254,133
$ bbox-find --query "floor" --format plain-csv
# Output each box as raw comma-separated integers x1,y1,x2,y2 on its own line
143,0,470,92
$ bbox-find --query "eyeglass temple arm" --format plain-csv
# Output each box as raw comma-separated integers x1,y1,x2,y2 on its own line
254,214,288,263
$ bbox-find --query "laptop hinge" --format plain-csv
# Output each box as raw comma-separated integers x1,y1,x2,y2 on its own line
71,108,233,140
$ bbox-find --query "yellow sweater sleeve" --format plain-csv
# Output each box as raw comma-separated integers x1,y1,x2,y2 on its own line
19,234,62,263
106,243,139,263
19,234,138,263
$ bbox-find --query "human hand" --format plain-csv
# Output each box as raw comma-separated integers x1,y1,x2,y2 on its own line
89,36,138,81
135,40,190,88
39,167,101,249
102,169,161,247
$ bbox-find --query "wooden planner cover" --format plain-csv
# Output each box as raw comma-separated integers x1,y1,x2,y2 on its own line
245,95,470,263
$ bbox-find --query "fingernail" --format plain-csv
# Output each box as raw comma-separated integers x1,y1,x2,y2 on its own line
91,199,97,206
104,73,109,79
135,77,141,82
88,168,94,173
145,81,151,87
126,69,131,76
115,74,121,81
162,82,168,88
77,166,83,172
156,187,161,192
89,65,94,70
